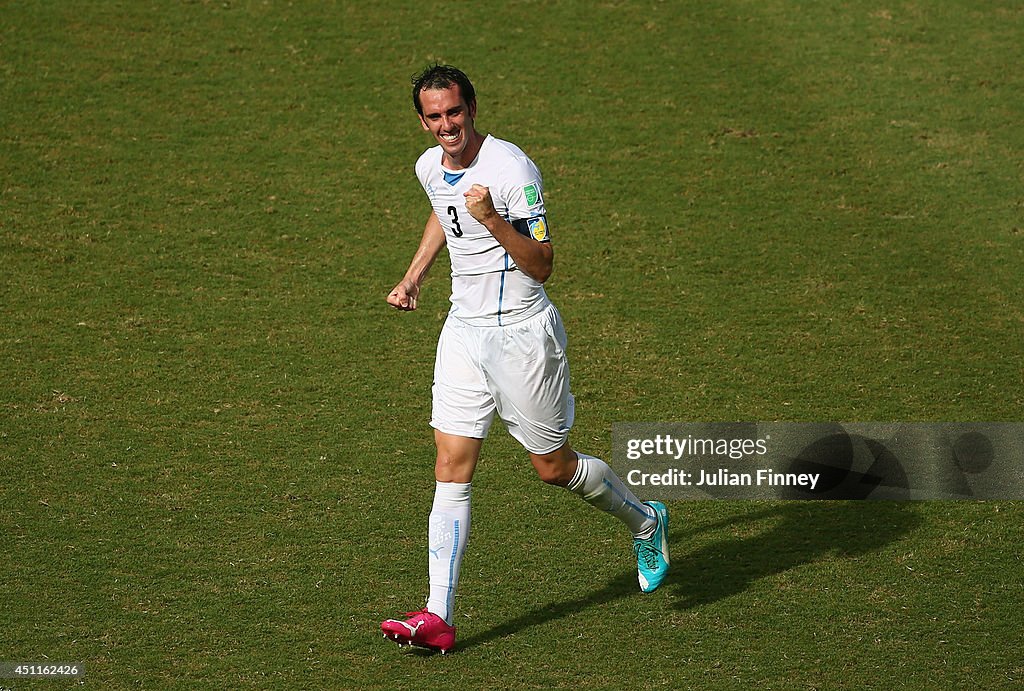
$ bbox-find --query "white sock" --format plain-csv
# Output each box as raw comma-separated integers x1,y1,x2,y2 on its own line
567,453,656,538
425,481,471,626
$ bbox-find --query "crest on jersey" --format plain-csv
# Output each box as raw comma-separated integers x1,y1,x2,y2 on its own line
523,183,542,207
527,216,549,242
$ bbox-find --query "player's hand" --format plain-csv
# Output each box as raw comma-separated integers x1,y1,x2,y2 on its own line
387,279,420,311
464,184,498,224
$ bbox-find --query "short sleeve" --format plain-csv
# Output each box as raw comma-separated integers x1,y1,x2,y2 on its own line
501,156,546,221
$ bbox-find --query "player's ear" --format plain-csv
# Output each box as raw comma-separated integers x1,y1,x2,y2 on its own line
419,114,430,131
468,99,477,120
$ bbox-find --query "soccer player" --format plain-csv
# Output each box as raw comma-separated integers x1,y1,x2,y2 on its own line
380,65,669,654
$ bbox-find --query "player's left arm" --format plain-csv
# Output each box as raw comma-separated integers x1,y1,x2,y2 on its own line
463,184,553,283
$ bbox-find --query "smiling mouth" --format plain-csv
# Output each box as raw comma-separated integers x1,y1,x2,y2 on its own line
440,131,461,144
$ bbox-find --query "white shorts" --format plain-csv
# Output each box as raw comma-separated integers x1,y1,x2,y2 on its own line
431,303,576,455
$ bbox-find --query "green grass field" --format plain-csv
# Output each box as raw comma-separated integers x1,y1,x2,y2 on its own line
3,1,1022,688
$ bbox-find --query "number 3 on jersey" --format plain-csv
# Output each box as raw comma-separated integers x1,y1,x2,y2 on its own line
446,206,463,237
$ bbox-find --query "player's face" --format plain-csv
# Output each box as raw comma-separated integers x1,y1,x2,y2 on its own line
418,85,478,165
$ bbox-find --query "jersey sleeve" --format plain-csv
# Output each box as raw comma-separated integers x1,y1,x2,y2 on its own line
415,149,433,196
500,155,550,243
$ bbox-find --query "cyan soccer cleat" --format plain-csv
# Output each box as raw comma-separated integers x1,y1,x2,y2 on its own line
634,501,670,593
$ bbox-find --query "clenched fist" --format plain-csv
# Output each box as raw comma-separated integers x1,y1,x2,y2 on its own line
463,184,498,225
387,279,420,311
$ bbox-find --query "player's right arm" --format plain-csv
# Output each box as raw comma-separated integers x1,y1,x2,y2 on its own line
387,211,446,311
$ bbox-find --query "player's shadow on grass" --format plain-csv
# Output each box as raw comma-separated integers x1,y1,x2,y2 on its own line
455,569,640,652
666,501,923,609
456,502,921,650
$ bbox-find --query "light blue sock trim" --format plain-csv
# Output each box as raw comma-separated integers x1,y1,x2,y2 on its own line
445,519,461,623
603,478,654,519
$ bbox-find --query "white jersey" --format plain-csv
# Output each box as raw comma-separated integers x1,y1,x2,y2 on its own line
416,134,552,326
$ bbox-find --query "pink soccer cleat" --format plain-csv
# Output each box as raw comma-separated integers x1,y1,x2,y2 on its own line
381,609,456,654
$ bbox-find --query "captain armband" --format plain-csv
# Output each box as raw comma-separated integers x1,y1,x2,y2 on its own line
510,215,550,243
